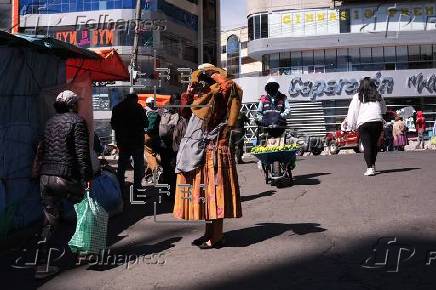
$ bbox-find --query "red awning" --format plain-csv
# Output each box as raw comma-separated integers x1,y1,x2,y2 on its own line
66,48,129,82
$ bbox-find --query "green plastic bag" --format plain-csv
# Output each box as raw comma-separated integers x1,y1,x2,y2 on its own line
68,190,108,254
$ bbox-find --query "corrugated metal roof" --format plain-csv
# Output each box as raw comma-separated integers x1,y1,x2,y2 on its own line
0,31,99,59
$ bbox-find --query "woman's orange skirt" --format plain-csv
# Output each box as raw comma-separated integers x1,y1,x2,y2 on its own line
173,144,242,220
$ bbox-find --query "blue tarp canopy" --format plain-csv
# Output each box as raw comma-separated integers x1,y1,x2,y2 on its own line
0,31,99,59
0,32,98,237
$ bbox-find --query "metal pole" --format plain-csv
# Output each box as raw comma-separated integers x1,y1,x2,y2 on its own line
130,0,142,92
198,0,204,65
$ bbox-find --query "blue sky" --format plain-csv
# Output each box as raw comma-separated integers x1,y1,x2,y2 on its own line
220,0,247,30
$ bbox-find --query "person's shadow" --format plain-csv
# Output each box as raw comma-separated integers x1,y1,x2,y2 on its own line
223,223,326,247
293,173,330,185
377,167,420,174
241,190,277,202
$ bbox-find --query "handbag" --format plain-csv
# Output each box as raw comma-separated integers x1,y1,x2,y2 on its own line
41,175,85,204
68,189,108,254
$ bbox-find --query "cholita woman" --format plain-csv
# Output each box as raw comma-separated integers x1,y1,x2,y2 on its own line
173,64,243,249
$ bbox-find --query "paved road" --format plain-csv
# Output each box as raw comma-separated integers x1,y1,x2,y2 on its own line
2,151,436,290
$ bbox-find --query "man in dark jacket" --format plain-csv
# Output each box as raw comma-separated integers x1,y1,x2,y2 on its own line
111,93,147,190
36,90,93,278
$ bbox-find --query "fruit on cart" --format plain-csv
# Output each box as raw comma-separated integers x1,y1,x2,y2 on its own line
250,144,301,154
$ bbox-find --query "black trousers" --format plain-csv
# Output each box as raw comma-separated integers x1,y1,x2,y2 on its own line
359,121,383,168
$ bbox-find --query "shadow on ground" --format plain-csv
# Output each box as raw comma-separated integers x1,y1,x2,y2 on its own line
197,235,436,290
377,168,420,174
293,173,330,186
223,223,327,247
241,190,277,202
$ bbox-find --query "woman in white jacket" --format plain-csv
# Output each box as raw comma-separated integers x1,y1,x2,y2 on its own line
346,77,387,176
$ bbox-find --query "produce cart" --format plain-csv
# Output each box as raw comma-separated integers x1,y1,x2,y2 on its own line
251,146,299,187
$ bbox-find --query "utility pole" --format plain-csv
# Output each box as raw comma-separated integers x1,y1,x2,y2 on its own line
130,0,142,93
198,0,204,65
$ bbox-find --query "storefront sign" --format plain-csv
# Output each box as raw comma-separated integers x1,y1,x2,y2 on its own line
55,29,114,48
288,72,394,100
235,69,436,103
408,73,436,94
269,8,339,38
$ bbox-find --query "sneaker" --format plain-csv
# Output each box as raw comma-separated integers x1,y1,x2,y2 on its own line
364,168,376,176
34,265,60,279
372,165,377,173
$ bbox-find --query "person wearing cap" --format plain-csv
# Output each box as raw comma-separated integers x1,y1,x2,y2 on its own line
34,90,93,278
111,93,147,190
143,96,163,183
256,77,291,124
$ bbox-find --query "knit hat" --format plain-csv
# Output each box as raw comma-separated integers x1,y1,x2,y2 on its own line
56,90,80,106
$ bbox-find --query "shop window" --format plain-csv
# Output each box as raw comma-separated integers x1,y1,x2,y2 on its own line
314,50,325,66
360,47,371,64
270,53,280,69
349,47,360,69
262,54,270,75
302,50,314,67
421,44,433,68
408,45,421,68
290,51,302,74
396,46,408,70
325,49,336,72
279,52,291,68
372,47,383,62
337,48,349,72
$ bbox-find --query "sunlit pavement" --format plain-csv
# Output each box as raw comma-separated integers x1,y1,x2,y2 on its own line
2,151,436,290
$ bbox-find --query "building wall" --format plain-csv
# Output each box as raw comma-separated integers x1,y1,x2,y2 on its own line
220,26,262,77
241,0,436,139
247,0,334,15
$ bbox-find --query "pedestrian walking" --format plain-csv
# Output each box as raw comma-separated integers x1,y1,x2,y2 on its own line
393,116,407,151
173,64,243,249
415,111,426,149
111,93,147,191
34,90,93,278
346,77,387,176
383,121,394,152
144,97,163,184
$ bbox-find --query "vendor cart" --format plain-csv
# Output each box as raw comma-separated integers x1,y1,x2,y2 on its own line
252,149,298,187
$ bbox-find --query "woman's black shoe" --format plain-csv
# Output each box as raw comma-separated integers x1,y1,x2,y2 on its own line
191,236,207,246
198,239,225,249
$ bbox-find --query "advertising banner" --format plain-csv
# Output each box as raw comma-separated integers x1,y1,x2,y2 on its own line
235,69,436,103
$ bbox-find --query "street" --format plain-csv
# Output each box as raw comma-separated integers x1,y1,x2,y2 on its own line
2,151,436,290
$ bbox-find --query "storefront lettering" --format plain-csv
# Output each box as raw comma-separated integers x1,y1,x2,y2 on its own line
288,72,394,100
55,29,113,47
408,73,436,94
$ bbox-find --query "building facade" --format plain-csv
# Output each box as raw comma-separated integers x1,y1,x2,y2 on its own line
18,0,220,143
237,0,436,142
220,26,262,77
